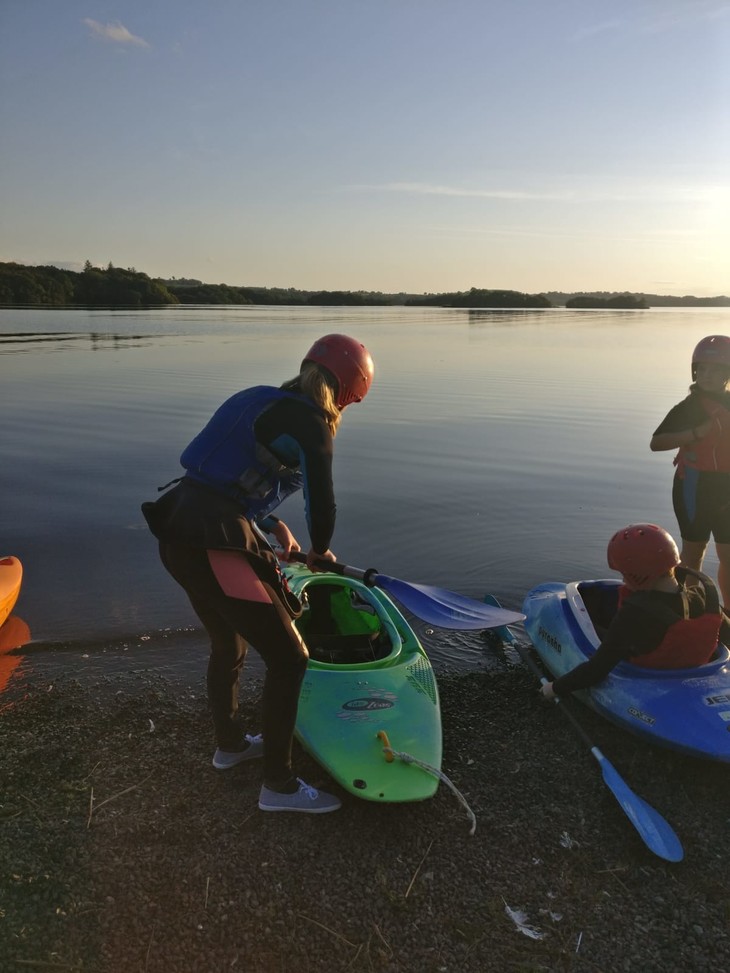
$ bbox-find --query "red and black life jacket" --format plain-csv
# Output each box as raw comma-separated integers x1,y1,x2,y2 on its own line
676,393,730,475
619,568,721,669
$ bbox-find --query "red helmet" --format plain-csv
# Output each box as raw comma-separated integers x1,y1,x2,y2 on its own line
691,335,730,380
303,334,374,409
606,523,680,591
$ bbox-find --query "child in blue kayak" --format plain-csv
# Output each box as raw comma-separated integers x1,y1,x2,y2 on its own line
142,334,374,813
650,334,730,607
541,523,730,699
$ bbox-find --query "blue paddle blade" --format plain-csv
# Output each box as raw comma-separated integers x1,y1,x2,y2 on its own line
596,751,684,862
502,629,684,863
375,575,526,630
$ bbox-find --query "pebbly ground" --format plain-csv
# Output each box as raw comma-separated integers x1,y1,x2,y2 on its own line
0,657,728,973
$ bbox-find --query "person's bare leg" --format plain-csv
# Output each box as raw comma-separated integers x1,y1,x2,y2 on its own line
715,542,730,607
678,539,708,587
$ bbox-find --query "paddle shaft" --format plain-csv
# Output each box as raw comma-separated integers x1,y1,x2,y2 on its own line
281,551,526,631
516,641,599,749
512,639,683,862
286,550,378,585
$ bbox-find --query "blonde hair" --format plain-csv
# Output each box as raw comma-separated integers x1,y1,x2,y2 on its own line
281,361,342,435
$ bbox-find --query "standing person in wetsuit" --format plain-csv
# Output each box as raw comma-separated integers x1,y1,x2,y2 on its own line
142,334,374,814
541,523,730,700
650,335,730,607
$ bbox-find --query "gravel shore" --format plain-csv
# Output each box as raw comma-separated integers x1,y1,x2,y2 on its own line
1,656,728,973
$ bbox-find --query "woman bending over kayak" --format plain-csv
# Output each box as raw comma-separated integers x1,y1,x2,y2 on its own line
541,523,730,700
650,334,730,607
142,334,374,814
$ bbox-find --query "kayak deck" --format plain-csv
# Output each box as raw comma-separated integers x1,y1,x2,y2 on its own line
285,564,443,802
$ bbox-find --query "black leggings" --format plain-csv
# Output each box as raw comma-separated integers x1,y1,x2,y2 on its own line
158,542,308,784
673,469,730,544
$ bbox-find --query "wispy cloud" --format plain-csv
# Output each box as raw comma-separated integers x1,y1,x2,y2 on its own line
83,19,149,47
418,224,700,244
346,182,571,201
574,1,730,40
638,1,730,33
572,19,626,40
343,181,722,204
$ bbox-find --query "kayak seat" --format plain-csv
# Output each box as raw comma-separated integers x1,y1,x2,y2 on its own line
577,581,619,641
304,630,392,664
297,582,394,664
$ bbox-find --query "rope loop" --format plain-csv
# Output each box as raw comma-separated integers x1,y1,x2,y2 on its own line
381,745,477,836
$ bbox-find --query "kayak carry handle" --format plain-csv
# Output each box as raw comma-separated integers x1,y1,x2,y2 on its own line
377,730,395,762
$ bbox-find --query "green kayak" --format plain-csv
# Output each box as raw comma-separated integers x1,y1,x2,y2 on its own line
283,561,442,802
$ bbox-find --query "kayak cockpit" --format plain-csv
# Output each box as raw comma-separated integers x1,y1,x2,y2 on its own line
295,576,402,667
568,579,730,669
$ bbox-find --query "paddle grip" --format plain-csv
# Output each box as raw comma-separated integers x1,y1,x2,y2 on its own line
514,641,599,750
287,550,345,573
284,550,374,584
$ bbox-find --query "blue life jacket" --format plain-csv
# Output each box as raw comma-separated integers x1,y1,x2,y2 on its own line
180,386,320,519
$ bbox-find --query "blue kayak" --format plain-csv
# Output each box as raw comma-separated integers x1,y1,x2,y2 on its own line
522,579,730,764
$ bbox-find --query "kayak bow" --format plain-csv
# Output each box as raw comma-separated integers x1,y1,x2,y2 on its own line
0,556,22,628
284,560,443,802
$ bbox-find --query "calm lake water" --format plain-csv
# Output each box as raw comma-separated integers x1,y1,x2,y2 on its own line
2,303,729,675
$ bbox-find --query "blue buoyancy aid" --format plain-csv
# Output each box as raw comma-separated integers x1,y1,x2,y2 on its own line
180,386,320,519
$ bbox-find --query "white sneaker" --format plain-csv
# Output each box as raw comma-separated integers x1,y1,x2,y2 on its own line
212,733,264,770
258,778,341,813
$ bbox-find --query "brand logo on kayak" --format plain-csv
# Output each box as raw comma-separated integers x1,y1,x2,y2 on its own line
628,706,656,726
704,693,730,706
538,626,562,654
342,698,394,711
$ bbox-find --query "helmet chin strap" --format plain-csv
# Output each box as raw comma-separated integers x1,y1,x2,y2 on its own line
652,574,681,593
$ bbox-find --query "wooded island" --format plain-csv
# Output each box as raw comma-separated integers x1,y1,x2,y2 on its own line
1,261,727,308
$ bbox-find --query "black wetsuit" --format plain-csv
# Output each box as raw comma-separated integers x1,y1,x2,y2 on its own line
654,388,730,544
142,390,337,786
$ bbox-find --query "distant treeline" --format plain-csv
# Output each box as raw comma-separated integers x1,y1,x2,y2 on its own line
166,282,395,306
565,294,648,309
0,261,178,306
404,287,550,308
547,291,730,308
1,261,728,309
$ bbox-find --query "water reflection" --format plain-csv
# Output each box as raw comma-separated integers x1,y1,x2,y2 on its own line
0,332,153,353
0,615,30,694
467,308,550,323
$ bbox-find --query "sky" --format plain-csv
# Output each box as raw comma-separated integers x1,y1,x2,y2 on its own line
1,0,728,296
